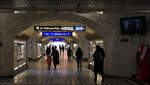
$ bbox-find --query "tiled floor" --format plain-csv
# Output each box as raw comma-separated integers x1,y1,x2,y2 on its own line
0,51,148,85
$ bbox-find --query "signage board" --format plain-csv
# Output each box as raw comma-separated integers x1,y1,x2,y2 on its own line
35,26,85,31
49,38,65,41
42,32,72,36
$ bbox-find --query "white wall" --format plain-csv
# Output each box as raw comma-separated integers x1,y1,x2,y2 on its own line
78,33,90,59
79,13,150,77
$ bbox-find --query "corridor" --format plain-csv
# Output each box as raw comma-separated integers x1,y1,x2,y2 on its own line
0,51,147,85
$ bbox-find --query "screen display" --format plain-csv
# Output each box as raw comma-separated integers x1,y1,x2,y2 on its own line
120,16,146,34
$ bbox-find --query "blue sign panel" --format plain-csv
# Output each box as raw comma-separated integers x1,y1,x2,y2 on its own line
42,32,72,36
75,26,85,31
49,38,65,41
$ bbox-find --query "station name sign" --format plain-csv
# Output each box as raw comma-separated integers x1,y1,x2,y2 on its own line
42,32,72,36
35,26,85,31
49,38,65,41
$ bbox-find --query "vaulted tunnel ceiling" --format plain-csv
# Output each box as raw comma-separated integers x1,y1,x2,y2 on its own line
15,20,103,42
1,0,150,13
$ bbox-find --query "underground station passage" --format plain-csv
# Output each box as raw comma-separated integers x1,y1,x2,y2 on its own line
1,0,150,85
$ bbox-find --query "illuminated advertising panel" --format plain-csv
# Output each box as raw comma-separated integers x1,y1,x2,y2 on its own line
35,26,85,31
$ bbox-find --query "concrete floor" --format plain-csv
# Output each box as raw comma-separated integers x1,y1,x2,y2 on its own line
0,51,148,85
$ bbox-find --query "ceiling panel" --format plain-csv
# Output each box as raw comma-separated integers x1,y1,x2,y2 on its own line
1,0,150,12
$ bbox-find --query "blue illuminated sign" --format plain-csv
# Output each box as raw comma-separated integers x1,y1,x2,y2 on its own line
42,32,72,36
75,26,85,31
49,38,65,41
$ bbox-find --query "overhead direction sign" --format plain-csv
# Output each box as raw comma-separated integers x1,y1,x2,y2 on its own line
35,26,85,31
49,38,65,41
42,32,72,36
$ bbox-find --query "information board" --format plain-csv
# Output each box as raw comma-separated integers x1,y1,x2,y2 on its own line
42,32,72,36
49,38,65,41
35,26,85,31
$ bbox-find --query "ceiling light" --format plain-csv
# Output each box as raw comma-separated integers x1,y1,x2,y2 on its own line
14,10,26,14
72,32,78,38
96,11,103,14
39,32,42,37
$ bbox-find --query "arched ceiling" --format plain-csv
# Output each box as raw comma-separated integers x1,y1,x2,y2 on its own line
16,20,103,42
1,0,150,13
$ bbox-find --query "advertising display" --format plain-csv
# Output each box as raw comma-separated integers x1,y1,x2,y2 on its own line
37,43,42,58
14,41,26,61
14,40,26,71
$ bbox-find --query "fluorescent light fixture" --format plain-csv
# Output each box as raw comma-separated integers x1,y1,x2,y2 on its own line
14,41,26,44
90,62,93,65
23,63,26,65
95,40,103,43
96,11,103,14
14,67,19,70
19,64,23,68
14,10,26,14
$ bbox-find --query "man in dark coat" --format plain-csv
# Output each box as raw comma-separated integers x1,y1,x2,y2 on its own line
51,46,59,70
93,45,105,82
67,47,72,61
76,47,83,71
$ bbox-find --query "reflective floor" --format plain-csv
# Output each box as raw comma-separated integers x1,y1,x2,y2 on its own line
0,51,148,85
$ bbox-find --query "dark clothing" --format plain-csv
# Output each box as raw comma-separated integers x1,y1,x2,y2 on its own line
77,59,82,70
51,49,59,69
76,48,83,70
93,47,105,82
76,49,83,59
67,48,72,57
46,47,51,56
61,46,64,53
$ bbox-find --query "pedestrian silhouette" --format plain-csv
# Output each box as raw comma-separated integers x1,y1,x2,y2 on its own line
93,45,105,82
51,46,59,70
76,47,83,71
67,47,72,61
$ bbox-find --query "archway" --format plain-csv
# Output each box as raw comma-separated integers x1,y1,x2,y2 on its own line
0,13,114,76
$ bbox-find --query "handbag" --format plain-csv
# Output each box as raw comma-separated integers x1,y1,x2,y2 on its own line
46,56,51,65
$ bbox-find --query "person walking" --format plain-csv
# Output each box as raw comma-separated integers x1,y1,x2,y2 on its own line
59,45,62,55
46,47,51,56
67,47,72,61
62,45,64,54
46,47,51,69
51,46,59,70
76,47,83,71
93,45,105,82
46,55,52,70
